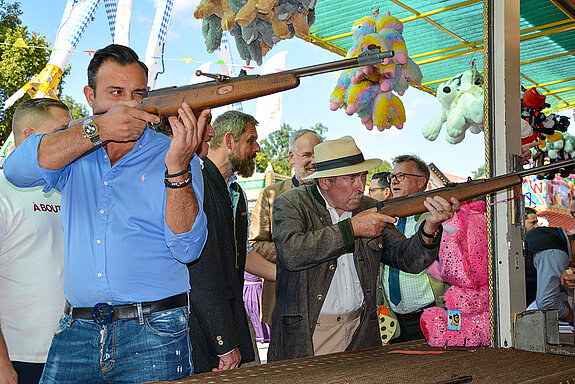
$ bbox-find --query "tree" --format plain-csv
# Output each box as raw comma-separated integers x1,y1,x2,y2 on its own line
255,123,327,174
472,164,487,179
0,0,56,145
62,95,90,120
367,160,393,181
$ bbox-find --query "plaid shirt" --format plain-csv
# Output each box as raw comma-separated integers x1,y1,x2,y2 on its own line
381,215,435,314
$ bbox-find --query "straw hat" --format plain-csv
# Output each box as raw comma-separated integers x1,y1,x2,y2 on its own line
303,136,382,180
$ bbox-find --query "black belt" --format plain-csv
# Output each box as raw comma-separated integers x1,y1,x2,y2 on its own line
395,302,435,323
64,293,188,325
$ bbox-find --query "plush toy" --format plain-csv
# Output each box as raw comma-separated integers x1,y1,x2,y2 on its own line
533,117,573,180
422,68,484,144
420,201,491,347
196,0,316,65
329,12,419,131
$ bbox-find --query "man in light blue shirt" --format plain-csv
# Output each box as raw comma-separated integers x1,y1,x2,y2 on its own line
3,44,209,383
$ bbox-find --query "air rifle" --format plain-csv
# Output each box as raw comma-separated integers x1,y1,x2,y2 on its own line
376,159,575,218
138,48,394,131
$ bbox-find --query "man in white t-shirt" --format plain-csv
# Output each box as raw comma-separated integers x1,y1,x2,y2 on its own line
0,98,71,384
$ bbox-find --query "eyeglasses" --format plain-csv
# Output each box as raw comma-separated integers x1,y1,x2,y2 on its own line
571,211,575,218
388,172,425,183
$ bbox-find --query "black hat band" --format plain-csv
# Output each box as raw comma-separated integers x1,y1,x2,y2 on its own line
315,153,365,172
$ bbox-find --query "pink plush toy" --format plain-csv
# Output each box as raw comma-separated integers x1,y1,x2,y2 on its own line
420,201,491,347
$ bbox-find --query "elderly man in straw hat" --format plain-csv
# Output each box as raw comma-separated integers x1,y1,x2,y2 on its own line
267,136,460,362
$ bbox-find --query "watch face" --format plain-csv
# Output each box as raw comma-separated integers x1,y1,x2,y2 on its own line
84,123,98,137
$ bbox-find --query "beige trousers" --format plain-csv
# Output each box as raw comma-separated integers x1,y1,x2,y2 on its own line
312,306,362,356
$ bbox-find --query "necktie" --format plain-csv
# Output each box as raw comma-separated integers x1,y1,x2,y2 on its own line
388,217,406,305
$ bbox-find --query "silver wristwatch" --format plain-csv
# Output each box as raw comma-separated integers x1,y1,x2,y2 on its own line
82,118,102,146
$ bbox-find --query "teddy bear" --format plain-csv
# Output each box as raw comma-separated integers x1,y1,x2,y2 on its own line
195,0,316,65
329,13,418,131
422,68,484,144
420,201,491,347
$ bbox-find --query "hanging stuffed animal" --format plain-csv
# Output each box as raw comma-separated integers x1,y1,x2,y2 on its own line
329,12,421,131
195,0,317,65
530,115,572,180
422,68,484,144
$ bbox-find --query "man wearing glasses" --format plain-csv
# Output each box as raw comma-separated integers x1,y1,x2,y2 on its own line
381,155,449,343
368,172,392,201
268,138,459,361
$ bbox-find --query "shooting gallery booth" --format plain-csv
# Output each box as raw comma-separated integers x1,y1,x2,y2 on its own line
523,175,575,233
145,0,575,383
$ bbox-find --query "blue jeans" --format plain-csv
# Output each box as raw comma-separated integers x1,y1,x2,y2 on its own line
40,306,192,383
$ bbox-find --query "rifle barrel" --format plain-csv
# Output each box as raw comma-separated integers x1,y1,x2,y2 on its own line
291,50,394,78
376,158,575,218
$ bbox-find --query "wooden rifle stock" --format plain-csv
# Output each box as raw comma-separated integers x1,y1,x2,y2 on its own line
376,159,575,217
137,48,394,121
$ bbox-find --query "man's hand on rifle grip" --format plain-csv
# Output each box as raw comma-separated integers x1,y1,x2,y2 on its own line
94,101,160,143
422,196,461,234
165,102,210,173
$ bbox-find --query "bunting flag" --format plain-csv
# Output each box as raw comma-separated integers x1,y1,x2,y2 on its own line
48,0,100,69
255,51,288,138
0,40,257,70
144,0,175,89
104,0,118,42
58,0,79,30
217,31,243,111
114,0,131,46
13,37,27,48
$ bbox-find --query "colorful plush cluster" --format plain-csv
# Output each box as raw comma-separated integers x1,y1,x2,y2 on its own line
520,87,565,148
422,68,484,144
530,114,573,179
195,0,316,66
420,201,491,347
329,12,423,131
520,87,573,178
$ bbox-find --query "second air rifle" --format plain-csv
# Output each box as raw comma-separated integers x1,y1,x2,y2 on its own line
376,159,575,218
138,48,394,131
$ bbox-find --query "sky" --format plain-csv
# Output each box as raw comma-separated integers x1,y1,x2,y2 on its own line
17,0,570,178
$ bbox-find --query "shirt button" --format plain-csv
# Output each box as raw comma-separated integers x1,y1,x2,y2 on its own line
104,181,109,186
218,340,224,346
378,243,383,249
342,263,346,267
100,210,104,214
139,145,142,149
96,240,101,244
329,264,336,271
97,273,102,277
317,294,324,301
104,155,108,159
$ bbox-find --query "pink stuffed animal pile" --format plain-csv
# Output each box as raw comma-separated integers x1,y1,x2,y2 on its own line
420,201,491,347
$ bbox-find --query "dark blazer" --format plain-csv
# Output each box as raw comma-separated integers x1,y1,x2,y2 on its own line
268,184,441,362
187,157,254,373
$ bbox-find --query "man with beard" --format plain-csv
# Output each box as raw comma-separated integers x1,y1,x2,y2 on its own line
249,129,322,327
268,137,460,361
187,110,274,373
